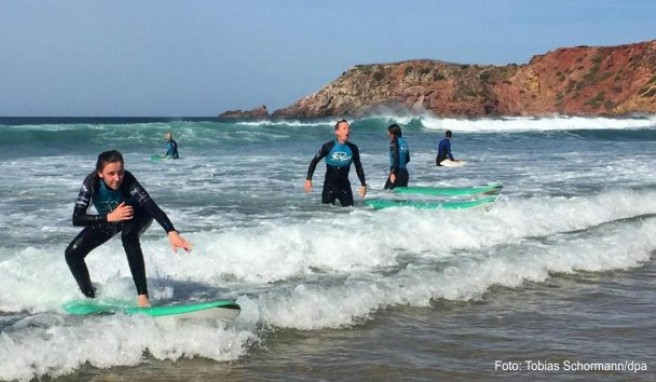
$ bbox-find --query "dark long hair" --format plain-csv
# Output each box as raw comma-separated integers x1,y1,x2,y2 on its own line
96,150,124,172
388,123,402,138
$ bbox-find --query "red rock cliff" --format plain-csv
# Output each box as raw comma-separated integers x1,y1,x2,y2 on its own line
272,40,656,118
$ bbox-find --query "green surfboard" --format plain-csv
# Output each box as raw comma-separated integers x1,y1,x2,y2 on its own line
393,183,502,196
364,195,498,210
63,299,241,320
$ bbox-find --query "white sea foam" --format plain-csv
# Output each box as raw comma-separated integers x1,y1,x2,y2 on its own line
420,114,656,133
235,120,333,127
0,314,255,382
255,217,656,330
2,206,653,380
2,189,655,312
232,113,656,132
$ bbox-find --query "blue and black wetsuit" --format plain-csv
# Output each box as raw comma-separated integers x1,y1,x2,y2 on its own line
306,140,366,207
436,137,454,166
384,136,410,190
65,170,177,298
165,139,179,159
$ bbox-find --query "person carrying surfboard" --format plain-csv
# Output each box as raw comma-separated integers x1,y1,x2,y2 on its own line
64,150,192,307
304,119,367,206
436,130,462,166
384,123,410,190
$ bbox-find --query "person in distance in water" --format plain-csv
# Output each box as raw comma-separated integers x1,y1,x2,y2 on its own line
65,150,192,307
436,129,462,166
164,132,179,159
304,119,367,206
384,123,410,190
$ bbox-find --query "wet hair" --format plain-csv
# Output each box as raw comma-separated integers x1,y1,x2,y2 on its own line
96,150,124,172
334,119,349,130
388,123,403,138
445,130,452,138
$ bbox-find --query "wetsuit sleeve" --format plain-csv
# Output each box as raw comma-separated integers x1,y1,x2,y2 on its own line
447,141,454,161
350,143,367,186
407,147,411,164
72,173,106,226
390,140,400,173
165,142,173,158
306,141,332,180
123,171,177,233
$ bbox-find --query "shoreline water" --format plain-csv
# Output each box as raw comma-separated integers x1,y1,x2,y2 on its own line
1,116,655,381
48,262,656,382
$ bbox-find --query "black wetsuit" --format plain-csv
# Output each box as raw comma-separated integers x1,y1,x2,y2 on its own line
306,140,366,207
384,136,410,190
65,170,176,298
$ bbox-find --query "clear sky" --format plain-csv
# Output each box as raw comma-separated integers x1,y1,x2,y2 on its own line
1,0,655,117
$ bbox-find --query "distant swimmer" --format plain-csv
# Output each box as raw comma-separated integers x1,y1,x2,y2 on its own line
436,129,462,166
304,119,367,206
384,123,410,190
164,132,179,159
65,150,192,307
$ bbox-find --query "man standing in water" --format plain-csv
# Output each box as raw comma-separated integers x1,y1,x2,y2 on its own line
436,129,461,166
304,119,367,206
164,132,179,159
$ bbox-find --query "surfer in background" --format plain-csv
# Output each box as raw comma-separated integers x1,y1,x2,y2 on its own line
384,123,410,190
64,150,192,307
304,119,367,206
436,129,461,166
164,132,179,159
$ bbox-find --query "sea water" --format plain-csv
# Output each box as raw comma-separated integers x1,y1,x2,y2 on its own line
0,115,655,381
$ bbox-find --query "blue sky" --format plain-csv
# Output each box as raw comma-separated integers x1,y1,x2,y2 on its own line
1,0,655,116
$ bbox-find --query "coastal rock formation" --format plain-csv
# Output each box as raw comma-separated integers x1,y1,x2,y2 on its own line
271,40,656,118
219,105,270,120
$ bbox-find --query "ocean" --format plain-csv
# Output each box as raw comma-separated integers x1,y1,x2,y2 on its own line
0,115,655,381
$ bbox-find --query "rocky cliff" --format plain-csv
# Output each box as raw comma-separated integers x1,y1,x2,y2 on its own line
271,40,656,118
218,105,270,121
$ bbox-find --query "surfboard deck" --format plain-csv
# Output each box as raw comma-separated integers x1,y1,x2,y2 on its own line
393,183,502,196
364,195,497,210
63,299,241,320
439,159,466,167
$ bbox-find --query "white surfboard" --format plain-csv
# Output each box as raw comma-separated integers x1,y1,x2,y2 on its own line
439,159,466,167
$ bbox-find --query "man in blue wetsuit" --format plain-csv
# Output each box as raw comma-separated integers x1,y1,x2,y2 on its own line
304,119,367,206
164,132,179,159
384,123,410,190
436,129,460,166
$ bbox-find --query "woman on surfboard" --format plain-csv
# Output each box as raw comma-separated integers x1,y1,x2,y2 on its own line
64,150,192,307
